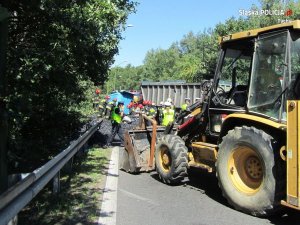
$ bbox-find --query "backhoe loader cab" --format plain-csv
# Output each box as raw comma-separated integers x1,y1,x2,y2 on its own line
212,27,292,123
122,20,300,217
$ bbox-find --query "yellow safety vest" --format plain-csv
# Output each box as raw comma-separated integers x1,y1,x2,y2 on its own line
146,107,156,117
93,96,99,104
162,109,175,126
106,101,114,110
111,107,122,123
149,107,156,116
181,103,187,111
99,99,106,109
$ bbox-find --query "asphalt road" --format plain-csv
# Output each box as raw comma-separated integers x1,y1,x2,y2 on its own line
116,165,299,225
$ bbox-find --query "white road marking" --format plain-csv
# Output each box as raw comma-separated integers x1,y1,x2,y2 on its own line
98,147,119,225
119,188,159,206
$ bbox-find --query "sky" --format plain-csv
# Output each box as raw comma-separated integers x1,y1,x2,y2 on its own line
113,0,260,67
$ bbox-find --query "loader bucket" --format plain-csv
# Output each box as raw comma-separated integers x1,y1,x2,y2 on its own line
119,114,166,173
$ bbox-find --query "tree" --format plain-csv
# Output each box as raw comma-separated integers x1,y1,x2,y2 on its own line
142,46,181,81
2,0,136,171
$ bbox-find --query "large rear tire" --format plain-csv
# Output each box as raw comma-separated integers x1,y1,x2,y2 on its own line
216,126,284,216
155,135,188,184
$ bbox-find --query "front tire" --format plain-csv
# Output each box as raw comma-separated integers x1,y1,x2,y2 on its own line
216,126,284,216
155,135,188,184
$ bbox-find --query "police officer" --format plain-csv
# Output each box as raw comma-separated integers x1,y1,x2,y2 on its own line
162,102,175,126
104,101,125,148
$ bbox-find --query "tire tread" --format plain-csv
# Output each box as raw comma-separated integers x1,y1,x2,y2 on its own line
216,126,284,217
155,135,188,184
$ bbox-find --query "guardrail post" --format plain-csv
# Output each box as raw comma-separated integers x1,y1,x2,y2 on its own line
62,157,74,174
52,171,61,195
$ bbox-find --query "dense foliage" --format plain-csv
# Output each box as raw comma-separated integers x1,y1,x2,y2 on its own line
108,0,300,93
2,0,136,171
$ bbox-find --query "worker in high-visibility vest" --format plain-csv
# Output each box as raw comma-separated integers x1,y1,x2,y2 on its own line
93,89,101,111
143,100,151,115
178,97,191,124
104,98,117,119
148,102,157,119
104,101,125,148
181,97,191,112
162,101,175,126
157,101,165,125
99,96,109,117
166,97,175,109
143,101,157,126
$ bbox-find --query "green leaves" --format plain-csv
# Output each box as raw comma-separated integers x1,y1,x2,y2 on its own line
4,0,136,170
138,31,218,83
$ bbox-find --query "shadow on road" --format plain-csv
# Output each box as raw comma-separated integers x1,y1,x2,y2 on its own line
151,167,300,225
150,167,227,203
267,209,300,225
150,172,185,187
185,168,228,206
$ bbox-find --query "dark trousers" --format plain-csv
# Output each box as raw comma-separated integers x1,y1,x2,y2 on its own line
93,103,98,110
99,108,105,117
107,122,124,146
105,108,111,119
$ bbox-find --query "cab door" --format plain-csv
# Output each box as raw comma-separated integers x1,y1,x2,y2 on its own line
207,41,254,139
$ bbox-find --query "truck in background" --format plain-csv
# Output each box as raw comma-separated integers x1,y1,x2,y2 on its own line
141,80,231,108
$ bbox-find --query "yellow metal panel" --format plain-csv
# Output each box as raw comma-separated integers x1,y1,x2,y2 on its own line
298,102,300,206
190,108,201,116
286,101,299,207
220,20,300,44
224,113,286,129
191,142,217,172
192,142,217,148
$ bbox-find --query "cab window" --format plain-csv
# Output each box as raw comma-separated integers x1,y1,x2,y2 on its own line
215,48,252,107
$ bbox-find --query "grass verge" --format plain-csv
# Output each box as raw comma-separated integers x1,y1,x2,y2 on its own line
18,147,112,225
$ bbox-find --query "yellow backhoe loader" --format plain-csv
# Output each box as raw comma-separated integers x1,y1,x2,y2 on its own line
121,20,300,217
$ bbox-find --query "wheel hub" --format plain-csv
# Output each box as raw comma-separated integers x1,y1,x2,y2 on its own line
228,146,264,194
245,156,262,179
162,153,170,166
159,146,172,172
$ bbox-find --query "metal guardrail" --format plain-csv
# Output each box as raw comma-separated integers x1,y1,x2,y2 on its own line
0,119,102,225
